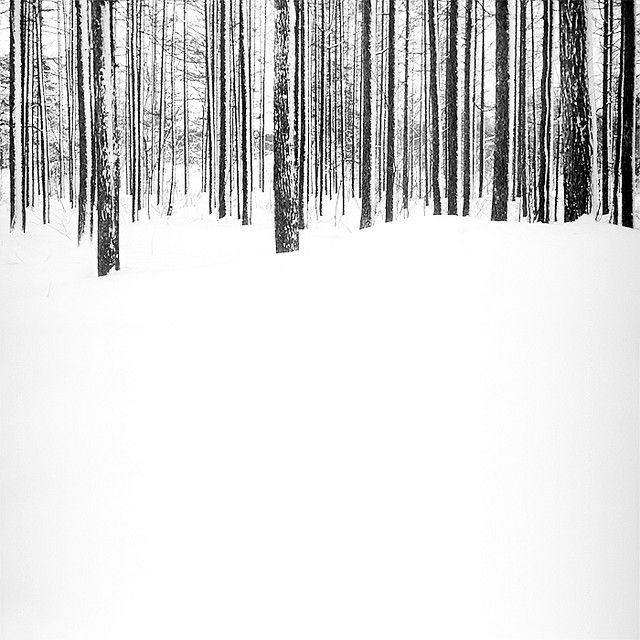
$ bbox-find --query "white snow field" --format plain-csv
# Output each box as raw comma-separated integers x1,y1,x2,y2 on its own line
1,194,639,640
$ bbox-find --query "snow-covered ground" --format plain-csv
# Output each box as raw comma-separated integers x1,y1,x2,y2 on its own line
1,191,639,639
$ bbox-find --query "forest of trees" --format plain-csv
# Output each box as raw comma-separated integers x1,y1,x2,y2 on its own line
3,0,638,276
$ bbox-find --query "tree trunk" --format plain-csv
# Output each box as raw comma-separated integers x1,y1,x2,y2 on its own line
402,0,410,213
461,0,473,216
559,0,592,223
318,0,326,216
9,0,25,231
239,0,249,224
338,2,346,217
428,0,442,214
156,0,167,204
516,0,527,215
478,2,485,197
613,20,624,225
9,0,24,232
445,0,458,215
167,0,177,216
601,0,610,223
184,0,190,195
351,0,359,199
510,0,519,200
219,0,227,218
538,0,552,222
273,0,299,253
35,0,49,224
491,0,509,221
621,0,635,228
76,0,92,240
298,0,307,229
93,0,119,276
260,0,266,192
385,0,396,222
360,0,373,229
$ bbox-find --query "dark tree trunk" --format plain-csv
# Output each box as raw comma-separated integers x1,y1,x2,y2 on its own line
445,0,458,215
402,0,410,213
93,0,119,276
613,21,624,225
516,0,527,215
601,0,610,223
461,0,472,216
538,0,552,222
156,0,167,205
9,0,24,232
427,0,441,215
239,0,249,224
621,0,635,228
219,0,227,219
297,0,307,230
559,0,592,223
318,0,326,217
360,0,373,229
273,0,299,253
76,0,91,241
385,0,396,223
338,2,346,217
351,0,359,199
510,0,519,200
491,0,509,221
183,0,189,195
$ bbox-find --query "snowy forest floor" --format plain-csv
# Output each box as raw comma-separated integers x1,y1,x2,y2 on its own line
1,190,640,639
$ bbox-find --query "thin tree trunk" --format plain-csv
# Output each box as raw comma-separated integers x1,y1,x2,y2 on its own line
510,0,519,200
239,0,249,224
298,0,307,229
9,0,24,232
168,0,177,215
538,0,552,222
385,0,396,222
516,0,526,214
402,0,410,213
621,0,635,227
461,0,473,216
34,0,49,224
445,0,458,214
478,2,485,197
613,20,624,225
183,0,189,195
528,0,537,213
350,0,359,198
57,0,64,199
76,0,92,240
319,0,326,216
260,0,267,192
157,0,167,204
421,0,428,203
219,0,227,218
338,1,346,217
360,0,373,228
427,0,442,214
601,0,610,222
